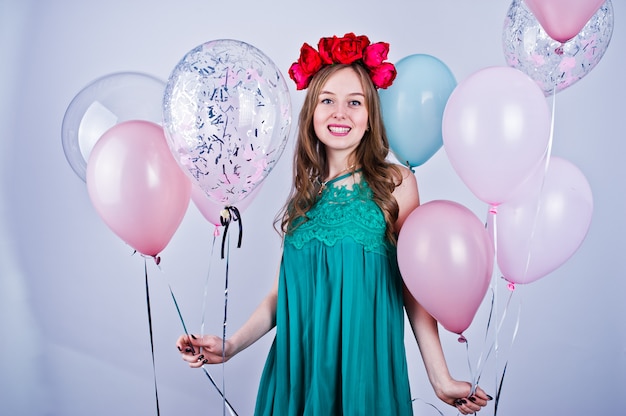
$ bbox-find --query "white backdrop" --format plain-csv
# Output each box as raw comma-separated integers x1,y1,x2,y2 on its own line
1,0,624,415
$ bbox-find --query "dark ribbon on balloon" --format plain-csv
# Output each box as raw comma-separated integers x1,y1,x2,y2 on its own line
138,252,239,416
143,257,161,416
167,275,239,416
220,206,242,259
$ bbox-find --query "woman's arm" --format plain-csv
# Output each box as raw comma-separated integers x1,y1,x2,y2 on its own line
393,166,490,414
177,265,280,367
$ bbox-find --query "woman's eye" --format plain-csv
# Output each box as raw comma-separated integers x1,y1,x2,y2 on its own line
320,98,332,104
349,100,362,106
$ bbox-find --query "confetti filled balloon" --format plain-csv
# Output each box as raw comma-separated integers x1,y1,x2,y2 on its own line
163,39,292,206
503,0,613,96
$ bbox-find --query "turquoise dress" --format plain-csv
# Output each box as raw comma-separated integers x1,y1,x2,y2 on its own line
254,172,413,415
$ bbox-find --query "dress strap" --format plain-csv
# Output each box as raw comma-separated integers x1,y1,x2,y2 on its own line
325,168,362,186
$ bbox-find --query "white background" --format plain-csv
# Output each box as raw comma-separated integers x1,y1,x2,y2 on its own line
1,0,624,415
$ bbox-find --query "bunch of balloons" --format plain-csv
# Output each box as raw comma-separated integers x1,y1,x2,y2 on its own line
394,0,606,335
62,40,292,259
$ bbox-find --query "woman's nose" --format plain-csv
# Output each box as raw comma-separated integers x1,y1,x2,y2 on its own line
333,108,346,119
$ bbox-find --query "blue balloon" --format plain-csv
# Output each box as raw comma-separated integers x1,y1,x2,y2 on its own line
379,54,456,167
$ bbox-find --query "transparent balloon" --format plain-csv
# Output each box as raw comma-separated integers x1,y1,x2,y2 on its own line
61,72,166,182
163,39,292,206
503,0,613,96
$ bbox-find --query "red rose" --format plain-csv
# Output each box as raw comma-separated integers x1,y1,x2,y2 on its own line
288,43,323,90
363,42,390,68
318,36,338,64
331,33,371,64
298,43,323,74
368,62,397,89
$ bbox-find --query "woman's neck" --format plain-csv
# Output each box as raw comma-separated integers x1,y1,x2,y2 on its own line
325,153,356,179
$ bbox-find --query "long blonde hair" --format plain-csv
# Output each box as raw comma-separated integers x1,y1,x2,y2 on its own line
278,63,402,243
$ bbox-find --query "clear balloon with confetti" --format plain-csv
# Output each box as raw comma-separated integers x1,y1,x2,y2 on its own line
503,0,613,96
163,39,292,206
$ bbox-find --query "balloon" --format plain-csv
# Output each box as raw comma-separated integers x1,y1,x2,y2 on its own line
379,54,457,167
163,39,292,206
191,181,263,226
397,200,494,335
523,0,606,43
62,72,166,182
442,66,551,206
492,157,593,284
503,0,613,96
86,120,191,257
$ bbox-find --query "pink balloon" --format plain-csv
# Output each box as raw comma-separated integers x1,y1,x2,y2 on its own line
523,0,605,43
397,200,494,335
86,120,192,257
493,157,593,284
191,181,263,226
442,66,551,206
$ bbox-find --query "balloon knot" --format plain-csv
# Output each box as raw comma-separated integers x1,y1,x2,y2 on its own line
457,335,467,343
501,276,515,291
554,46,564,55
489,205,498,214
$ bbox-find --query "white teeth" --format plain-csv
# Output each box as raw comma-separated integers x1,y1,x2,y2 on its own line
329,126,350,134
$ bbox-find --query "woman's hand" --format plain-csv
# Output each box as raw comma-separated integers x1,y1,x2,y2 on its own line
435,379,492,415
176,334,233,368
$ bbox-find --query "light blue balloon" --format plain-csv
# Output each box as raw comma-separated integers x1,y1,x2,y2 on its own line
379,54,457,168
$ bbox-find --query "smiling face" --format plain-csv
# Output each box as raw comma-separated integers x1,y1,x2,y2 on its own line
313,67,369,160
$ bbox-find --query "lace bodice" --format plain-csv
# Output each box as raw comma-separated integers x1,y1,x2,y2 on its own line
285,174,390,254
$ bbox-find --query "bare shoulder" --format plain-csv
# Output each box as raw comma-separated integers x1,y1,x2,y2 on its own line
392,165,419,198
391,164,420,231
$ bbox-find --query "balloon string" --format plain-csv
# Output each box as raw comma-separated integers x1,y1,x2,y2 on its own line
461,337,478,398
143,258,161,416
151,256,239,416
493,291,523,416
221,231,231,416
410,398,444,415
200,227,219,340
472,208,508,405
520,86,557,279
220,206,243,259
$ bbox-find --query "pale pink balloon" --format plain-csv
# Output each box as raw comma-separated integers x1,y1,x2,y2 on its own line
397,200,494,335
191,182,263,226
442,66,551,206
86,120,191,257
524,0,605,43
493,157,593,284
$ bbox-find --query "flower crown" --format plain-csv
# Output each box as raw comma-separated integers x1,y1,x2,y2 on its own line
288,33,397,90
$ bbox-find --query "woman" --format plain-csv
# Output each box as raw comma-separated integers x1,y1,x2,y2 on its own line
177,33,490,415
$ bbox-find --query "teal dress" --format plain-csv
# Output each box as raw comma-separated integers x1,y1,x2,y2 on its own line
255,172,413,415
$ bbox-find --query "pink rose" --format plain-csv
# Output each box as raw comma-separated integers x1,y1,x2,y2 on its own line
363,42,390,68
368,62,397,89
288,62,312,90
